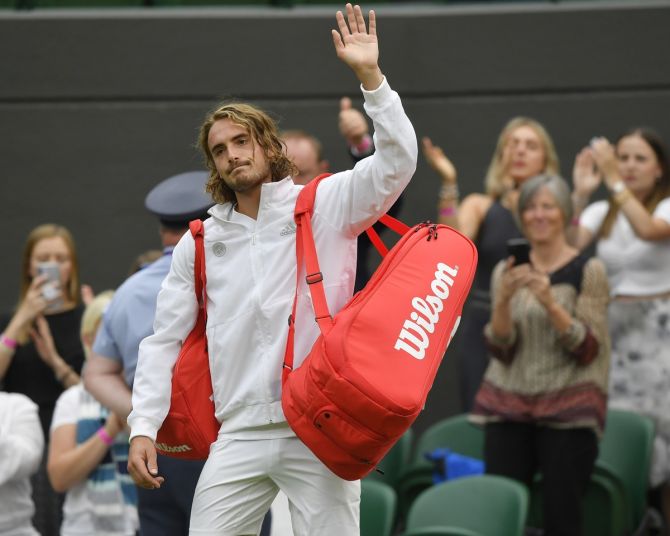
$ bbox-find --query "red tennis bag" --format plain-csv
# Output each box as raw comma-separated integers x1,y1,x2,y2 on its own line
155,220,220,460
282,175,478,480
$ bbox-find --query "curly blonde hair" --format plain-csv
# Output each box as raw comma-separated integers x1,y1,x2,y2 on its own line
197,102,298,204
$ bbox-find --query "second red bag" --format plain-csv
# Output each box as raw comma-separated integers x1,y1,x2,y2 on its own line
155,220,220,460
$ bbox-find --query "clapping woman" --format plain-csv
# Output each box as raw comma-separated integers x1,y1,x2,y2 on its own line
572,127,670,528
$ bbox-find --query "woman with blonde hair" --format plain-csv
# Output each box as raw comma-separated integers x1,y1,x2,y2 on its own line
423,117,560,410
48,290,139,536
0,223,87,536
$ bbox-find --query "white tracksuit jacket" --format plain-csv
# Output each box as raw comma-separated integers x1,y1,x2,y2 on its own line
128,78,417,442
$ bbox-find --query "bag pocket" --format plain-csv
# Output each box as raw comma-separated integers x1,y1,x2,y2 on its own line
313,407,388,465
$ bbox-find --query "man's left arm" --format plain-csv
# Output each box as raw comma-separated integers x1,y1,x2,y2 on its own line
320,4,417,234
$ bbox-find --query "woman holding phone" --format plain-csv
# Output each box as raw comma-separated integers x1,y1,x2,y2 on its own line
0,223,87,536
471,174,611,536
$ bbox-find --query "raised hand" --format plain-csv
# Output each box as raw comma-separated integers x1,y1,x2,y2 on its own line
589,137,620,188
572,147,601,197
332,4,383,90
16,275,48,327
339,97,369,146
81,284,95,306
422,137,457,184
497,259,531,304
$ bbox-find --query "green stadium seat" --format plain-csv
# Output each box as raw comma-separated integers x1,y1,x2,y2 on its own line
360,479,397,536
401,475,528,536
595,408,656,533
397,414,484,520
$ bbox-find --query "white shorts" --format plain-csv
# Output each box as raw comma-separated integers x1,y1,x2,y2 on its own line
189,436,360,536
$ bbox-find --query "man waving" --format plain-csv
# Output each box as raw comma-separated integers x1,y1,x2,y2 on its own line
128,5,417,534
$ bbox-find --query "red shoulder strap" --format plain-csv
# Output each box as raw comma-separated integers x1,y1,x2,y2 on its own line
189,220,207,321
293,173,410,252
282,174,409,384
283,175,332,384
293,173,331,221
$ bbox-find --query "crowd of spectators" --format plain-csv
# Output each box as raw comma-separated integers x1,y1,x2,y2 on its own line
424,123,670,535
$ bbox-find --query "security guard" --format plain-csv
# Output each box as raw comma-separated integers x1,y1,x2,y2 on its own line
83,172,218,536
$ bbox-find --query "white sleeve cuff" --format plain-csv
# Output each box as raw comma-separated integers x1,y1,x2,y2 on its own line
361,76,390,107
128,416,161,443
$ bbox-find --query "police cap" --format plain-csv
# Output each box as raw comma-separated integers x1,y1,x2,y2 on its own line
145,171,213,227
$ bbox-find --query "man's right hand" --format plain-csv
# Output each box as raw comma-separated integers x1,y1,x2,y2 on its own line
331,4,383,91
128,436,165,489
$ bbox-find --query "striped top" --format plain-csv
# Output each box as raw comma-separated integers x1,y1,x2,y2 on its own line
51,385,138,535
471,255,611,436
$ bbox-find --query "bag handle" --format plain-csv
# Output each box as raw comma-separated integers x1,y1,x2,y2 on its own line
364,214,410,255
293,173,410,251
282,174,409,384
189,220,207,321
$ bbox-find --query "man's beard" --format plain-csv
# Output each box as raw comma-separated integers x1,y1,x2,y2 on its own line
222,160,270,193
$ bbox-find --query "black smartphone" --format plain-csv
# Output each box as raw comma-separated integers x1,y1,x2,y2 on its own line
506,238,531,266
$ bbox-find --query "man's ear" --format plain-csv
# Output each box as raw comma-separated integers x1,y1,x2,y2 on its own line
319,160,330,173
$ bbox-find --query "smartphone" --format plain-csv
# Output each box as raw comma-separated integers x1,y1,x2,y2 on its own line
506,238,531,266
37,261,64,310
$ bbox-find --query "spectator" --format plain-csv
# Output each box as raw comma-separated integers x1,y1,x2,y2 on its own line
48,290,139,536
0,223,86,536
338,96,374,162
423,118,560,410
471,174,610,536
282,99,400,292
282,129,329,185
573,127,670,528
0,392,44,536
337,96,404,291
126,5,417,534
83,171,217,536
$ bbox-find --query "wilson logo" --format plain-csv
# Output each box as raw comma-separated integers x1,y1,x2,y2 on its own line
155,442,192,453
394,263,459,360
